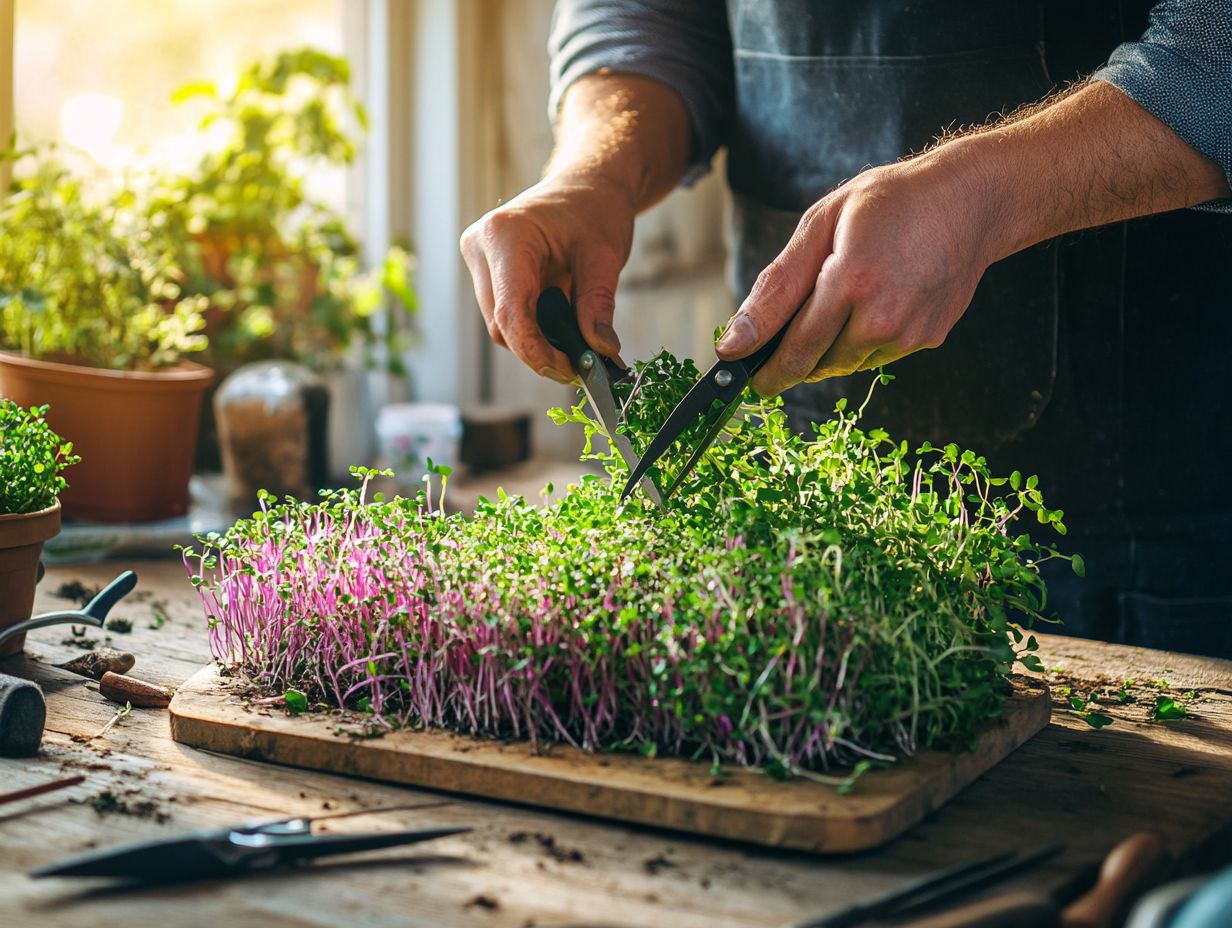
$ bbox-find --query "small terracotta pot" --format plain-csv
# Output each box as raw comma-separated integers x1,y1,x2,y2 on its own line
0,352,214,523
0,502,61,657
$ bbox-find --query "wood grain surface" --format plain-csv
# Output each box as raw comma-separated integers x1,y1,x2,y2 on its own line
169,665,1051,853
1,560,1229,928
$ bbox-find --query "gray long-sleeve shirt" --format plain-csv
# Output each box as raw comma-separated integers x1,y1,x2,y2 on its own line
548,0,1232,206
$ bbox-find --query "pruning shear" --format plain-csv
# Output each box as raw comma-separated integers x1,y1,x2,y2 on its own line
536,287,664,509
30,816,469,883
619,320,788,505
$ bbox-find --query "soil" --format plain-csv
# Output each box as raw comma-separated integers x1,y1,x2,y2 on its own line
465,895,501,911
82,789,171,824
642,853,677,876
52,579,101,607
508,831,585,864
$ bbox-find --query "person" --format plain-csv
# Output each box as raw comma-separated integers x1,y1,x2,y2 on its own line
460,1,1232,658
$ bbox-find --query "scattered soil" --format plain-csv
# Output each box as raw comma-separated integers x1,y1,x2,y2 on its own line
465,895,501,911
83,789,171,824
642,853,677,876
56,648,136,680
59,633,115,651
508,830,585,864
105,617,133,634
53,580,101,607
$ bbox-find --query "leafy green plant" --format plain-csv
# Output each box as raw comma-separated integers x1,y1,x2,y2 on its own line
0,400,80,514
1150,695,1188,721
0,146,208,371
148,48,416,371
185,354,1077,781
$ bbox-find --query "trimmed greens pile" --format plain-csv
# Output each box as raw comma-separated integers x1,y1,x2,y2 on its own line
186,353,1076,781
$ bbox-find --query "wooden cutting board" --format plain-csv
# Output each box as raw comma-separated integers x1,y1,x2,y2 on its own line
169,665,1050,853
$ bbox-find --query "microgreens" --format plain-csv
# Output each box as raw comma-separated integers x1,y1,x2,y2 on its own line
184,352,1076,780
0,400,79,515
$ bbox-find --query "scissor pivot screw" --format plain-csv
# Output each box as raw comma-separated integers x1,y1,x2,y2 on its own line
579,351,596,371
714,369,734,388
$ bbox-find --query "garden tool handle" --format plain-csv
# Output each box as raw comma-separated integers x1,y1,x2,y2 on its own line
1062,832,1170,928
0,570,138,649
891,891,1060,928
536,287,591,370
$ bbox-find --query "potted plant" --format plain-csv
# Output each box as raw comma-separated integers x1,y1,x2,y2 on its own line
0,401,78,656
0,146,213,523
145,48,417,476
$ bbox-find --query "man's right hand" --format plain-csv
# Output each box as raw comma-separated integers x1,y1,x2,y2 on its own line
459,73,693,383
459,172,636,383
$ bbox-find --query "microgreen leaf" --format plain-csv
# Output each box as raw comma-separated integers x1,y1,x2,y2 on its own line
186,350,1077,782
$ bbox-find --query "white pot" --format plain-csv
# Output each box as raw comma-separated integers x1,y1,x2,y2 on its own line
324,367,376,480
376,402,462,495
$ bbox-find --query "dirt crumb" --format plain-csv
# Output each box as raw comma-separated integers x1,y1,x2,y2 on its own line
53,580,101,607
84,790,171,824
465,895,501,911
508,830,585,864
643,853,678,876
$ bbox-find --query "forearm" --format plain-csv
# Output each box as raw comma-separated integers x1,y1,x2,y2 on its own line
547,72,693,213
940,81,1231,265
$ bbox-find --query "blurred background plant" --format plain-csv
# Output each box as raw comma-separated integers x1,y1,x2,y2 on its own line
0,399,79,515
145,48,417,374
0,143,208,372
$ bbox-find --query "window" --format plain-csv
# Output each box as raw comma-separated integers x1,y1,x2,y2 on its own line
13,0,345,210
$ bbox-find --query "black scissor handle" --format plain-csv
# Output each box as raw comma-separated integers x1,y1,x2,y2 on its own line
536,287,591,369
734,322,789,380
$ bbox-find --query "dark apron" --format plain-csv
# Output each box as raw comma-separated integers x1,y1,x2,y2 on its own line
725,1,1232,658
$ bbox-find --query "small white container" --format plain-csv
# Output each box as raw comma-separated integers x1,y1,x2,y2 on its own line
375,403,463,496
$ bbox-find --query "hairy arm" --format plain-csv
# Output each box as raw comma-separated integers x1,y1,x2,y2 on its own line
461,0,731,382
460,74,689,382
961,80,1230,268
722,80,1232,397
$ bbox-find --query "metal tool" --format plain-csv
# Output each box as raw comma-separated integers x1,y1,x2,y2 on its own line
0,569,138,650
30,816,471,882
619,321,788,504
536,287,664,508
0,570,138,756
787,843,1064,928
0,775,86,807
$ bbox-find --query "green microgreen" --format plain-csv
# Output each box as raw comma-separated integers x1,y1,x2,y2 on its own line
185,351,1076,781
0,400,79,514
1150,696,1187,721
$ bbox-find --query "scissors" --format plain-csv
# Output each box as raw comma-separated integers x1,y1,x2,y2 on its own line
787,842,1063,928
536,288,664,508
619,320,788,505
30,816,469,882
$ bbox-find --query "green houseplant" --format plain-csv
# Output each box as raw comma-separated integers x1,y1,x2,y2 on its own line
146,48,417,473
0,401,78,655
0,146,214,522
186,353,1078,782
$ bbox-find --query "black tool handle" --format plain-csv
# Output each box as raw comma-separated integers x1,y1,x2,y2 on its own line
737,322,789,377
81,570,139,623
536,287,591,369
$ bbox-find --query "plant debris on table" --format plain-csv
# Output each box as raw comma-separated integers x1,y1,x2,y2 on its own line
185,353,1078,782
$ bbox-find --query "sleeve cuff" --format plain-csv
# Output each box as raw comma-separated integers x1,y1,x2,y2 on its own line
548,6,733,185
1093,41,1232,214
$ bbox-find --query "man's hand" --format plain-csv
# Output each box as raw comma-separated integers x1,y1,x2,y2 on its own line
461,73,691,382
719,81,1232,398
461,174,636,383
717,157,992,397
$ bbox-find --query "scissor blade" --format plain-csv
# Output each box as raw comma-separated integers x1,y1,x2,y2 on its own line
579,364,664,509
30,832,232,879
662,395,742,498
261,826,471,865
620,370,728,504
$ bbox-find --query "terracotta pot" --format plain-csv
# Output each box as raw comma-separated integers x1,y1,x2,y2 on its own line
0,353,214,523
0,502,61,657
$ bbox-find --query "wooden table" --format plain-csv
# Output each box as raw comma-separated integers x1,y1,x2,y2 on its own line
2,559,1230,928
